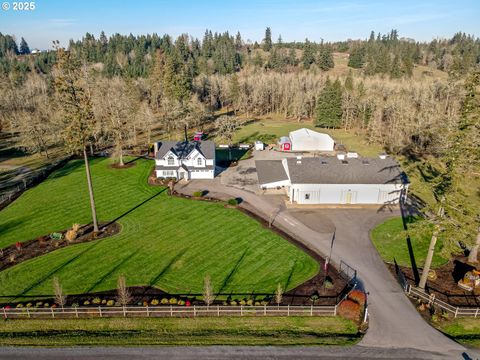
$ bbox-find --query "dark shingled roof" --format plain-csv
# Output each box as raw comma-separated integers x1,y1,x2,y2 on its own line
255,160,289,185
155,141,215,160
286,157,408,185
155,165,215,171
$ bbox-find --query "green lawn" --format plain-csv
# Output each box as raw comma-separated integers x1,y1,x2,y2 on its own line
0,317,360,346
371,217,448,268
0,158,318,300
436,318,480,348
230,117,384,157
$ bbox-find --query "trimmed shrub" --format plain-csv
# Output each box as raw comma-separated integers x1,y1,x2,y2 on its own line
35,302,43,308
43,303,50,308
193,191,203,198
227,198,239,206
169,298,177,305
65,223,81,242
348,290,367,308
246,299,254,306
101,299,107,305
160,298,169,305
92,297,101,305
106,300,115,306
230,300,237,306
26,303,32,308
16,303,23,308
337,300,361,321
239,299,246,306
151,299,159,306
324,279,333,289
178,300,185,306
83,300,90,306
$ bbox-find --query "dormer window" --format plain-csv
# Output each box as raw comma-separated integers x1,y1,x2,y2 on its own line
167,156,174,165
197,158,203,166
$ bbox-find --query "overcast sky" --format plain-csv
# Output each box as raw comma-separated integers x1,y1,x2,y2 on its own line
1,0,479,49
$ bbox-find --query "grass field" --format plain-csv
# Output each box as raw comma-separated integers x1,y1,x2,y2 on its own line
371,217,448,268
0,317,360,346
231,116,384,157
0,157,318,300
436,318,480,348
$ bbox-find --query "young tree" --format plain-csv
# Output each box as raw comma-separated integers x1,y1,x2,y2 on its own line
53,276,67,310
117,274,132,307
54,48,99,232
275,283,283,306
262,27,272,52
203,274,214,306
301,38,316,69
228,73,240,113
315,78,343,128
19,37,30,55
317,46,334,71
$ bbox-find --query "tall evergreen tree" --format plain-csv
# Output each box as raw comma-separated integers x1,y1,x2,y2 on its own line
348,46,365,68
301,38,316,69
19,37,30,55
263,27,272,52
315,78,343,128
317,45,334,71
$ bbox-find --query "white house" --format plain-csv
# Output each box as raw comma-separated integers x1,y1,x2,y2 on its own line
256,155,409,205
154,140,215,180
287,128,335,152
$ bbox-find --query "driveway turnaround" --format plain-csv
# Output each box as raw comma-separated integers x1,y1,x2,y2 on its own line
175,178,477,359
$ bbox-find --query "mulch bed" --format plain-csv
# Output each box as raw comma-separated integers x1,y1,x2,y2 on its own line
0,222,121,272
109,162,136,169
387,256,480,307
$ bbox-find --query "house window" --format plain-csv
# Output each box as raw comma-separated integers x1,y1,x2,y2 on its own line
197,158,203,166
167,156,174,165
163,170,175,177
305,193,310,200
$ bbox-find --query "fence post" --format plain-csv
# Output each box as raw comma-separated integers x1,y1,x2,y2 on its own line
476,308,479,318
240,305,243,316
98,306,102,318
26,308,30,318
146,305,150,317
264,304,267,316
3,308,6,319
193,305,196,317
75,307,78,318
217,305,220,317
123,306,126,317
287,304,290,316
310,305,313,316
51,307,55,318
334,304,337,316
455,307,459,318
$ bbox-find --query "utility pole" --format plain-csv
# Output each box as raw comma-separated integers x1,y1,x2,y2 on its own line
419,206,444,290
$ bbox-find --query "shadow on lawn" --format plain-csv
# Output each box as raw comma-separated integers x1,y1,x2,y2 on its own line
148,248,188,287
217,249,248,295
106,188,167,226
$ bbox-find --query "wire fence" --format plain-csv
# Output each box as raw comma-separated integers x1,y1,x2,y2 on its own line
1,305,337,319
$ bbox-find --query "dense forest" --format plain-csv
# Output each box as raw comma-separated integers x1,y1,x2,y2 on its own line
0,28,479,255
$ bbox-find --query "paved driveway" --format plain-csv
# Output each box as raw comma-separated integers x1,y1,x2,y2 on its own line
175,178,475,359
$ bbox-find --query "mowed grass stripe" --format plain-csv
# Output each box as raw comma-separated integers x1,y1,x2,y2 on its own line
0,158,318,299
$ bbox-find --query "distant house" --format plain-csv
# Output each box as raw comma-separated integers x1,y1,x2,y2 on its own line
256,155,409,205
154,140,215,180
278,128,335,152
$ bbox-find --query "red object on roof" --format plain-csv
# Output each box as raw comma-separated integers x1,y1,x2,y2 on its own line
282,142,291,151
194,132,203,141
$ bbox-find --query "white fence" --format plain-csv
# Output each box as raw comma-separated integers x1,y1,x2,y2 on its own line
406,284,480,318
1,304,337,319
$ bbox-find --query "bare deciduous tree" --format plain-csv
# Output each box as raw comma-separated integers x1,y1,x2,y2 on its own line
117,274,132,307
275,283,283,306
202,274,214,306
53,276,67,310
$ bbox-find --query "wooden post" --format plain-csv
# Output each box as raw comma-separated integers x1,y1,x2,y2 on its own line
475,308,479,318
51,307,55,318
455,307,459,318
334,304,337,316
123,306,126,317
170,305,173,317
193,305,196,317
75,307,78,318
287,305,290,316
217,305,220,317
240,305,243,316
264,304,267,316
146,306,150,317
98,306,102,318
310,305,313,316
3,307,6,319
26,308,30,318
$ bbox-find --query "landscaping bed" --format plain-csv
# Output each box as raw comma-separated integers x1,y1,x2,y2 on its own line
387,256,480,307
0,222,120,272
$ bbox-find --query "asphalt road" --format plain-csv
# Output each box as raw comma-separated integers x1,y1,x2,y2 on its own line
0,345,468,360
